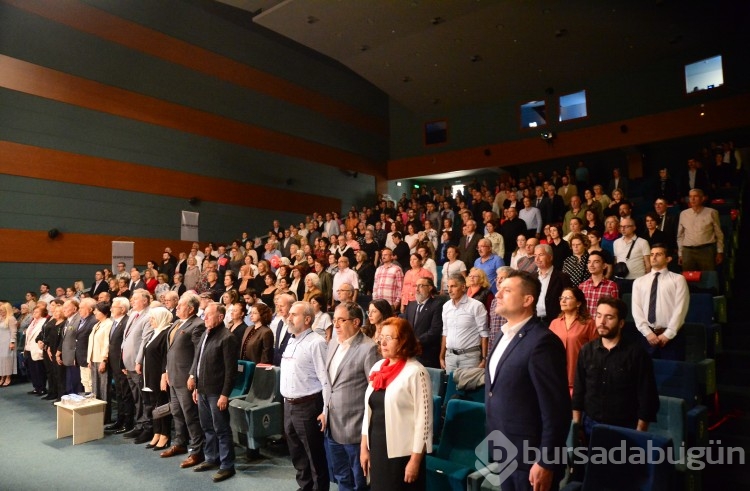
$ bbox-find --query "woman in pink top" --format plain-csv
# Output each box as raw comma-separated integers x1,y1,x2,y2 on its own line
401,253,434,309
549,287,597,396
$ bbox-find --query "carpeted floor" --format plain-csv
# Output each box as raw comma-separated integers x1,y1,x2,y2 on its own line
0,381,302,491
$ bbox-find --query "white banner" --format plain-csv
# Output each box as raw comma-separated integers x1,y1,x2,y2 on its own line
112,241,134,272
181,210,200,241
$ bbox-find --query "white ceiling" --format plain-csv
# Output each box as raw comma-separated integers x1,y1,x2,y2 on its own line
214,0,739,112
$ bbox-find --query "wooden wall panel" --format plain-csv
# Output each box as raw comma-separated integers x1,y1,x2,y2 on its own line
388,93,750,179
0,229,196,264
0,140,340,214
0,55,383,176
2,0,388,137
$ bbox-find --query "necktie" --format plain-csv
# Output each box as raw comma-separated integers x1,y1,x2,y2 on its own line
109,320,118,341
169,320,183,346
414,303,424,326
648,272,660,325
275,320,285,350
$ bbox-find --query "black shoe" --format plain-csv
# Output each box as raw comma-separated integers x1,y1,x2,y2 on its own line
123,428,142,439
37,390,48,396
105,422,123,431
212,468,236,482
133,432,154,444
113,426,133,435
42,394,57,400
28,390,40,395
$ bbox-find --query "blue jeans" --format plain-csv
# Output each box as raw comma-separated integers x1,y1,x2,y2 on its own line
325,434,366,491
197,393,235,470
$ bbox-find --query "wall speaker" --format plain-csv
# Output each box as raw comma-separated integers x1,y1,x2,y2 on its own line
48,228,60,239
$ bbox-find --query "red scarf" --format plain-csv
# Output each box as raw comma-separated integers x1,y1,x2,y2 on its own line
369,358,406,391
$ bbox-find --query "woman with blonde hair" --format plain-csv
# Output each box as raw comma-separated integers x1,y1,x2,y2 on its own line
0,302,18,386
466,267,494,315
143,307,173,450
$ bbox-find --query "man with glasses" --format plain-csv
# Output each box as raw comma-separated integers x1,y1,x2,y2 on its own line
281,301,331,491
322,302,378,491
403,278,444,368
332,257,359,306
613,217,651,292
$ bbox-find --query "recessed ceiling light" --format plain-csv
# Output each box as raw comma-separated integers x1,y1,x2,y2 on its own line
360,45,370,52
431,16,445,25
555,28,568,38
402,76,412,83
306,15,319,24
470,55,483,62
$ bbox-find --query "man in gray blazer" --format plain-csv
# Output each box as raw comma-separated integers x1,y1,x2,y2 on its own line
121,289,152,442
322,302,379,491
160,292,206,469
56,299,81,397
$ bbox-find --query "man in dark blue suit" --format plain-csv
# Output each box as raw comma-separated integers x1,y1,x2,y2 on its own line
485,270,570,491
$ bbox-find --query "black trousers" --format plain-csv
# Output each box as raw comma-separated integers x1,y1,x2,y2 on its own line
110,367,134,426
284,394,329,491
43,350,57,397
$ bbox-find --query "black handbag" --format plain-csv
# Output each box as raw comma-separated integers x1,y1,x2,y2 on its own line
613,237,637,279
152,403,171,420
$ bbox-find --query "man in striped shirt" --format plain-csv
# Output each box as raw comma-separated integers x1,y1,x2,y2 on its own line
372,248,404,313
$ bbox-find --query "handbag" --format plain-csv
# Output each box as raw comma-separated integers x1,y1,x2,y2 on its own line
613,237,638,279
682,271,702,282
152,403,171,420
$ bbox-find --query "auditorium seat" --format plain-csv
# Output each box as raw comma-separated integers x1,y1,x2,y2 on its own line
228,365,283,456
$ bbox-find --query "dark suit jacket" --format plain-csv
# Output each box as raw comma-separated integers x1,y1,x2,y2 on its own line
682,169,710,198
166,315,205,389
404,297,444,368
485,317,570,472
170,283,187,297
108,315,129,372
541,269,572,320
176,260,188,276
129,279,146,291
458,233,482,268
90,281,108,297
657,214,679,253
191,325,238,397
500,218,527,264
74,314,97,367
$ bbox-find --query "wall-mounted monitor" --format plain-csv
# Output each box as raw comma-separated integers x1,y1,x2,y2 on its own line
685,55,723,93
521,100,546,129
559,90,587,122
424,120,448,145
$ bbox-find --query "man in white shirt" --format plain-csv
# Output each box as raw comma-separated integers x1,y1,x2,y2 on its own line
38,283,55,304
613,217,651,281
631,244,689,360
440,273,488,371
281,301,330,491
332,257,359,304
271,293,295,366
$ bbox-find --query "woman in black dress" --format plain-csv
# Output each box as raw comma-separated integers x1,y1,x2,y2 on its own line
361,317,432,491
141,307,173,450
643,212,667,248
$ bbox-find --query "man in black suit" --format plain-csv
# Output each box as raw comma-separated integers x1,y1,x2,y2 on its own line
105,297,132,432
189,303,238,482
90,270,108,298
500,207,527,265
161,293,207,469
681,157,711,201
543,185,566,225
129,268,146,291
159,251,176,284
653,198,678,256
485,270,569,490
534,244,572,325
280,229,299,259
403,278,444,368
458,219,482,267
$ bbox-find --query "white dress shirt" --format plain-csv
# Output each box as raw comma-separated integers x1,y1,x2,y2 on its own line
631,268,689,340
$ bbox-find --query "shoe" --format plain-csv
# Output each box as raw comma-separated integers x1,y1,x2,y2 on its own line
105,422,123,431
122,428,142,439
113,426,133,435
37,390,48,396
28,390,40,395
192,460,219,472
154,439,170,451
160,445,187,458
212,468,236,482
145,443,156,449
181,453,205,469
133,432,154,444
42,394,57,400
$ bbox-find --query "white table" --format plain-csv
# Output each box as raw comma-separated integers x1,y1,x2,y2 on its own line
55,399,107,444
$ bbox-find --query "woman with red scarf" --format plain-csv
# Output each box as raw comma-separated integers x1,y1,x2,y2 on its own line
360,317,432,490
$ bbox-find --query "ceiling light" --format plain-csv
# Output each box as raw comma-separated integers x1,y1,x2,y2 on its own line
402,76,412,83
470,55,483,62
306,15,319,24
360,45,370,52
555,28,568,38
431,16,445,25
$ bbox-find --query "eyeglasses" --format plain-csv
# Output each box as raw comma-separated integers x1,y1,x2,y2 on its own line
333,317,352,324
376,335,399,344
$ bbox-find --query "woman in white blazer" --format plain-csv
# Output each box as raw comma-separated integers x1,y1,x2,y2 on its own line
24,305,48,395
87,302,112,403
361,317,432,490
